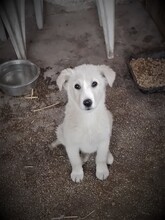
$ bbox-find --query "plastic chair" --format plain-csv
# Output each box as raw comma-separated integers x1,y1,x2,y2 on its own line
0,0,43,59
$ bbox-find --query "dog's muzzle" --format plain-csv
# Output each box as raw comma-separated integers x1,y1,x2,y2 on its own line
83,99,92,110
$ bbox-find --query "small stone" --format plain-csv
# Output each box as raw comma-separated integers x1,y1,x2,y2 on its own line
48,85,56,90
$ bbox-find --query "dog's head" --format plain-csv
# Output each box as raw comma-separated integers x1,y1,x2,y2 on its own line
56,64,116,111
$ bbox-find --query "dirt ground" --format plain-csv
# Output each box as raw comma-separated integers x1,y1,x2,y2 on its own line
0,0,165,219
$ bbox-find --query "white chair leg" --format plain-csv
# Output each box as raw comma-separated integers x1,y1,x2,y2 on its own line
0,0,26,59
16,0,26,50
96,0,103,27
0,17,7,41
104,0,115,59
96,0,115,59
96,0,109,53
33,0,43,30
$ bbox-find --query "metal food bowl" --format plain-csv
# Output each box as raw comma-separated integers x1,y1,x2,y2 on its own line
0,60,40,96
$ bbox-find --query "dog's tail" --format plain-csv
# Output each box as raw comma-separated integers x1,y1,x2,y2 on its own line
49,124,64,150
49,139,61,150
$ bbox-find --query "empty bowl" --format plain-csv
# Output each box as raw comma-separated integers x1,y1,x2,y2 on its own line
0,60,40,96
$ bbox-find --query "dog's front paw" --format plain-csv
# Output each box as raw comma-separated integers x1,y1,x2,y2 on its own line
96,164,109,180
71,169,84,183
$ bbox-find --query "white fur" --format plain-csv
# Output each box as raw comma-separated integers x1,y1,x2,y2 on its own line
51,64,116,182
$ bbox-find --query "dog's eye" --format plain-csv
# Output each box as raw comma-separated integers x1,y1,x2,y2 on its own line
91,81,98,87
74,84,81,90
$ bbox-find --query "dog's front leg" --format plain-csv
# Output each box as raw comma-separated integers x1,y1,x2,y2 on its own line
66,146,84,183
96,142,109,180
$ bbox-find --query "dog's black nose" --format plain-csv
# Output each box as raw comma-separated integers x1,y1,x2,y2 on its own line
83,99,92,108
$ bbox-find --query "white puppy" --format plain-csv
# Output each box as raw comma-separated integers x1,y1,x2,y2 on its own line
51,64,116,182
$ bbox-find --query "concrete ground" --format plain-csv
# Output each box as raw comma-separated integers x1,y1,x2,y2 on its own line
0,0,164,219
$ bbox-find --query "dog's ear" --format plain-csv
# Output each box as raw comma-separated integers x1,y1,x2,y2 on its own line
56,68,73,91
98,65,116,87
